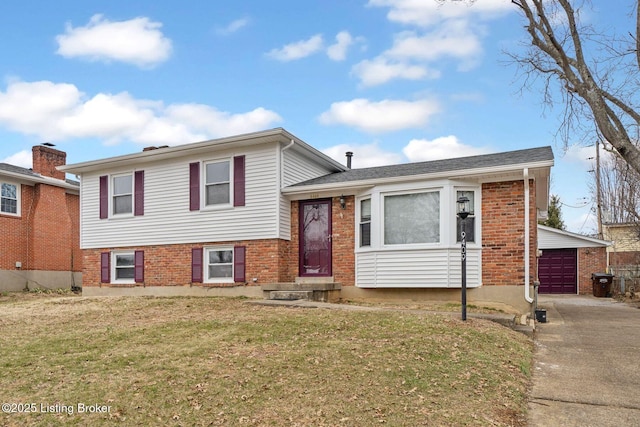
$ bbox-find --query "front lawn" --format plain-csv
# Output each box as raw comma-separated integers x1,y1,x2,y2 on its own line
0,294,532,426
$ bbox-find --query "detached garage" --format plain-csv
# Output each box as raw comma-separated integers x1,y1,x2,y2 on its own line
537,225,610,295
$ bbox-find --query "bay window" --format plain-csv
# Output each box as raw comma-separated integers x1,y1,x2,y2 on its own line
384,191,440,245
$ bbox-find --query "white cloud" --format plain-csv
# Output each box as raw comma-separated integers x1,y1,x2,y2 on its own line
55,14,172,68
322,142,403,168
327,31,354,61
386,22,483,68
319,98,440,133
266,34,324,61
354,0,510,86
0,80,282,146
2,150,31,168
402,135,492,162
351,57,438,86
366,0,512,27
216,17,250,35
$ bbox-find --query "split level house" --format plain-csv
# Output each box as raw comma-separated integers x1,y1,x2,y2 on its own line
0,145,81,291
60,128,554,315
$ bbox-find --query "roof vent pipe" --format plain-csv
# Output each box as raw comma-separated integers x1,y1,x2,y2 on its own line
345,151,353,169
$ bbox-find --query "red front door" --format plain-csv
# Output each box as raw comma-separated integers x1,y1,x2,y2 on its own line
299,199,332,277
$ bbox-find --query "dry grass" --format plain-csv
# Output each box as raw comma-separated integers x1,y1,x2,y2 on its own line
0,293,532,426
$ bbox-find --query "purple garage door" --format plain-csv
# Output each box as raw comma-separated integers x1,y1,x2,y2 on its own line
538,248,577,294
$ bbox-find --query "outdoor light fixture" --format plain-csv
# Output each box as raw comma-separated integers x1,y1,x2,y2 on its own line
340,194,346,209
457,196,470,321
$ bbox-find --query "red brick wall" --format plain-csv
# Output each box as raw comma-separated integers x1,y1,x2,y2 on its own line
30,184,73,271
0,185,31,269
83,239,290,287
331,196,355,286
481,179,537,286
578,247,607,294
289,197,356,286
0,182,80,273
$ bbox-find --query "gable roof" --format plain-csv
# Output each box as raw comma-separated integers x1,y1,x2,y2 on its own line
0,162,79,189
59,128,347,174
538,224,611,249
287,146,554,188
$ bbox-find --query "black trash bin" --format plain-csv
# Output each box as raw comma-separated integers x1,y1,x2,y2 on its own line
591,273,614,297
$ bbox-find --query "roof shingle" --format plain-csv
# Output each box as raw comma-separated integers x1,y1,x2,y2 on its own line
290,146,553,187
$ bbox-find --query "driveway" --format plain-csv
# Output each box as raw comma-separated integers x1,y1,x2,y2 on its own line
528,295,640,426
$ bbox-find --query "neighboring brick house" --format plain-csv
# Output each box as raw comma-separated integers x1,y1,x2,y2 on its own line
0,145,81,291
60,128,553,314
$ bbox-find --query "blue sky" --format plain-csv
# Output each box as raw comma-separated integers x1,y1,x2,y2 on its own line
0,0,612,233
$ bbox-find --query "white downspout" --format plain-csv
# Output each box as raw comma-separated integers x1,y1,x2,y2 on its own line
524,168,533,303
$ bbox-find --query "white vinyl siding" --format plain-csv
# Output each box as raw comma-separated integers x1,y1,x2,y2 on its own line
80,144,279,248
282,149,333,187
356,248,481,288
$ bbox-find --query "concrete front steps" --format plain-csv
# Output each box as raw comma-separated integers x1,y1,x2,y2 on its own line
261,277,341,302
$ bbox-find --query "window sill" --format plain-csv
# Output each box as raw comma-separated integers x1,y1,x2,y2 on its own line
0,212,21,219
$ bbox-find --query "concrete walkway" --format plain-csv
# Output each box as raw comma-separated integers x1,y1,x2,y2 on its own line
528,295,640,426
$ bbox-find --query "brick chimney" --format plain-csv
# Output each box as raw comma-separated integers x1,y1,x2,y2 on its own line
32,145,66,180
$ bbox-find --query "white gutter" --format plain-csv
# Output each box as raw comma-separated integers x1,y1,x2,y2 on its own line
524,168,533,304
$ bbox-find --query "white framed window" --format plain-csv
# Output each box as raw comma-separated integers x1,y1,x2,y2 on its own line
205,160,231,206
112,174,133,215
1,182,19,216
359,198,371,247
383,190,440,245
112,252,135,283
205,247,234,282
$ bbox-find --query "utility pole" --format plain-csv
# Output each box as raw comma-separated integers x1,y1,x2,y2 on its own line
595,140,603,239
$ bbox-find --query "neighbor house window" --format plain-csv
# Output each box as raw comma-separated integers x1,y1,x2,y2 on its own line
360,198,371,247
205,161,230,206
112,174,133,215
456,190,475,243
206,247,233,282
384,191,440,244
113,252,135,282
1,182,18,215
